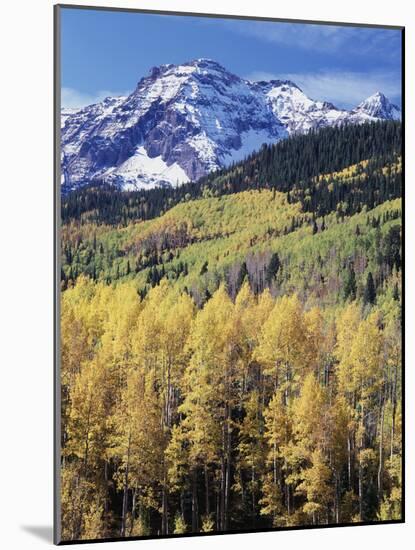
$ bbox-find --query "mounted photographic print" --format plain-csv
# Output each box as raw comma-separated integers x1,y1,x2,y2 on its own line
54,4,404,544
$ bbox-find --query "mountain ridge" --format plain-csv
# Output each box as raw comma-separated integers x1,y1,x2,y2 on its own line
61,58,401,192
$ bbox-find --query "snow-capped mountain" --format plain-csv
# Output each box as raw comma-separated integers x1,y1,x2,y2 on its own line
352,92,401,121
252,82,401,134
252,79,349,134
61,59,401,191
61,107,80,129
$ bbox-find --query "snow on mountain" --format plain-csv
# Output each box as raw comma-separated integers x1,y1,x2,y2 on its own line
252,80,349,134
352,92,401,121
61,59,286,191
103,146,189,190
61,107,80,129
61,96,126,152
61,59,401,192
223,128,282,165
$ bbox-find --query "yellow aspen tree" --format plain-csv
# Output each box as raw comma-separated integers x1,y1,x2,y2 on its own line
110,367,164,537
254,294,307,397
235,390,265,527
381,313,402,514
303,306,326,380
98,283,142,401
335,302,362,395
287,373,331,523
62,357,108,540
129,281,171,534
296,449,333,525
344,312,384,521
182,285,237,531
259,389,288,525
334,301,363,506
156,289,195,534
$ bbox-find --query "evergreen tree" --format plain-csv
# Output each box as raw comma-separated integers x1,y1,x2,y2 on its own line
265,253,280,286
236,261,249,290
200,261,209,275
343,265,357,301
364,272,376,305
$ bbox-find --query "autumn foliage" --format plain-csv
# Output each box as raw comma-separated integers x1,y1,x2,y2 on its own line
60,277,402,540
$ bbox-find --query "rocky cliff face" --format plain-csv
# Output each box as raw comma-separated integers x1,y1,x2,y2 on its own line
61,59,401,191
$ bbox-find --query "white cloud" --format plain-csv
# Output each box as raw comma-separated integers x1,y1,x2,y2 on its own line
246,70,401,109
61,87,128,109
222,20,400,60
239,22,350,52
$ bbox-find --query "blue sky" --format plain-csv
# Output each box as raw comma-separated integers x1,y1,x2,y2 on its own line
60,7,402,110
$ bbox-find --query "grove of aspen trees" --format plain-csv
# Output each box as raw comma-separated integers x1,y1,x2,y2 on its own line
60,121,402,540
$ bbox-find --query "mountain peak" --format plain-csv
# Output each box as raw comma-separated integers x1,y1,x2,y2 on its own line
190,58,225,68
355,91,401,120
250,79,302,93
148,63,174,78
362,91,388,105
270,79,301,90
62,59,401,192
147,58,228,79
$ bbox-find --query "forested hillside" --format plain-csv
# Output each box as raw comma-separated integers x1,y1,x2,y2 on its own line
60,120,402,541
62,120,401,225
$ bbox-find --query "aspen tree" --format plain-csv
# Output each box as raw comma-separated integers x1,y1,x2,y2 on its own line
260,389,288,525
